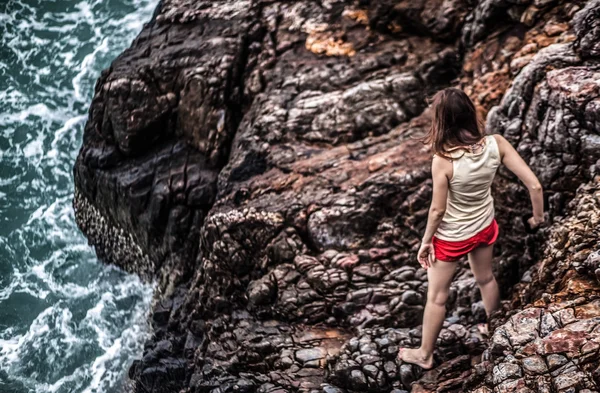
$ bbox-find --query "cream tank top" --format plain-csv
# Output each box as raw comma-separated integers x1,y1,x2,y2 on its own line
435,135,501,241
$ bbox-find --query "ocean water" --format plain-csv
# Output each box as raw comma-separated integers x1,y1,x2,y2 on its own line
0,1,158,392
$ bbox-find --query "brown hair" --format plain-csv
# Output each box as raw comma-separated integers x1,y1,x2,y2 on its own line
422,87,484,159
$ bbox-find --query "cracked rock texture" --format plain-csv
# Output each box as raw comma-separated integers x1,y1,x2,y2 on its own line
464,180,600,393
73,0,600,392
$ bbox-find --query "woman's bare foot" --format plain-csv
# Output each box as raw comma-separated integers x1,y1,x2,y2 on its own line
397,348,434,370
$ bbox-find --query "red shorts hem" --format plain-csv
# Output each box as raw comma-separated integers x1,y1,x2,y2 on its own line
432,219,499,262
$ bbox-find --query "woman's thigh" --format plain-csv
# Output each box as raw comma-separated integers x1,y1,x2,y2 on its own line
426,260,459,303
467,244,494,284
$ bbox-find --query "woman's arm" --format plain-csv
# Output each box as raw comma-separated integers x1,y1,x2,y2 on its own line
418,155,452,268
493,135,544,226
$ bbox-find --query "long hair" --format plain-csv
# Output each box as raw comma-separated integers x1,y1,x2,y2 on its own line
422,88,484,159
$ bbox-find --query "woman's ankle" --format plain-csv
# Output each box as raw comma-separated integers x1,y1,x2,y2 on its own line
417,347,434,359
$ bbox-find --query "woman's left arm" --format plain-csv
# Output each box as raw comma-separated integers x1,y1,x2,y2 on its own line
418,156,451,269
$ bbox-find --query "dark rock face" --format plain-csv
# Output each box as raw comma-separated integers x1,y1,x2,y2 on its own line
73,0,600,392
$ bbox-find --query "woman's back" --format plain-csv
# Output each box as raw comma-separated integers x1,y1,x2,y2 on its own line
435,134,500,241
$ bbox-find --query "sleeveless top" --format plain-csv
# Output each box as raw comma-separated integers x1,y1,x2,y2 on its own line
434,135,501,241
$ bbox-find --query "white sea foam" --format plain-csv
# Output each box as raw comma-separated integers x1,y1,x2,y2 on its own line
0,0,158,392
73,38,109,101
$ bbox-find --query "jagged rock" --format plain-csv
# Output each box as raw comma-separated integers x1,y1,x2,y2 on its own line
574,0,600,59
72,0,600,392
465,180,600,392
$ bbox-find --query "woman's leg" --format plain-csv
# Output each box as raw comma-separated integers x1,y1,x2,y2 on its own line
398,259,458,369
467,244,500,317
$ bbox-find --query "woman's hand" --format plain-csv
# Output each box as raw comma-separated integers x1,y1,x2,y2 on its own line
417,242,435,269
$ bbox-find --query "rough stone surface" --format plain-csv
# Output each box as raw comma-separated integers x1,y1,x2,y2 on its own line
72,0,600,392
464,180,600,392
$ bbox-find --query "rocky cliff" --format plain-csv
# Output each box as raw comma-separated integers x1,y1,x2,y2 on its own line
73,0,600,392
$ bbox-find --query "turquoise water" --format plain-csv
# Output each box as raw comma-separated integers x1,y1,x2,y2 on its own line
0,1,157,392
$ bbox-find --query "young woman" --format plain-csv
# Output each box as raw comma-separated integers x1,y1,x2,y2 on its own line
397,88,545,369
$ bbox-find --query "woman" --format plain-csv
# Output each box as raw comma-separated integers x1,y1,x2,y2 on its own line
397,88,545,369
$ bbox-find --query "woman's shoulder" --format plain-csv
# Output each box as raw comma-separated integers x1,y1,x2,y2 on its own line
487,134,505,159
432,153,454,178
432,152,456,162
488,133,507,145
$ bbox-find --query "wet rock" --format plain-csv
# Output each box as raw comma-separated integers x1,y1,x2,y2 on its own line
72,0,600,392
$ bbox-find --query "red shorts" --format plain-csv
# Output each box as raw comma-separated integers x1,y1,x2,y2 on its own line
432,219,499,262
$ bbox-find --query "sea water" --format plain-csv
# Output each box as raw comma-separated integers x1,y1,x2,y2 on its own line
0,1,157,392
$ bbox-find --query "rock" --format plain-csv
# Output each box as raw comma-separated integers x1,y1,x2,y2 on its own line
401,290,423,306
349,369,368,390
295,348,327,364
468,180,600,392
369,0,471,41
492,363,523,385
574,0,600,59
72,0,600,392
546,353,568,370
521,355,548,375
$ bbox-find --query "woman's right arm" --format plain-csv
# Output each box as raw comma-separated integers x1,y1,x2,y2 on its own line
494,135,544,227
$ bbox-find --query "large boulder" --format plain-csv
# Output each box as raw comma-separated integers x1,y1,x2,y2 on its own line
73,1,600,392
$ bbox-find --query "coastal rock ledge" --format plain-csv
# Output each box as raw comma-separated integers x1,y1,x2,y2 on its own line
73,0,600,392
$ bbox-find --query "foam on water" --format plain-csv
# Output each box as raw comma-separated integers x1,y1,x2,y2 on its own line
0,0,158,392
